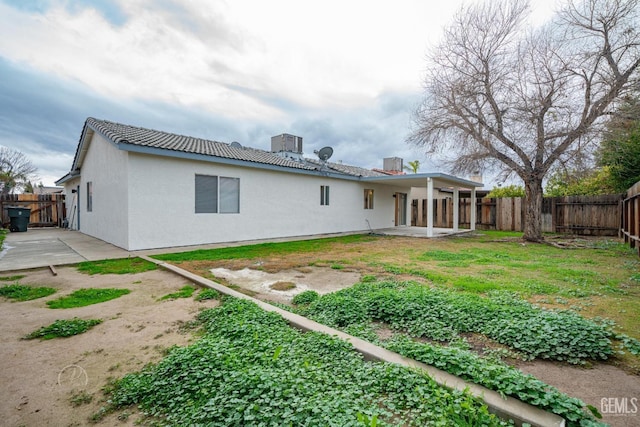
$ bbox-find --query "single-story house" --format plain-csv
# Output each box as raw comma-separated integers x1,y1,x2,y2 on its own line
56,118,482,251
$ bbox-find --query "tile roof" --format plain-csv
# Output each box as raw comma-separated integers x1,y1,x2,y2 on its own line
84,118,387,178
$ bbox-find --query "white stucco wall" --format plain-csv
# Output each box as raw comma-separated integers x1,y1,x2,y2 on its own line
125,153,408,250
77,134,130,248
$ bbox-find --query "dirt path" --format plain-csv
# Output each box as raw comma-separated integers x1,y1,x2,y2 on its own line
0,267,217,427
517,361,640,427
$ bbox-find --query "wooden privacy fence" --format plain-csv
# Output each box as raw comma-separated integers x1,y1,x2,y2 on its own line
621,181,640,256
411,194,622,236
1,194,66,228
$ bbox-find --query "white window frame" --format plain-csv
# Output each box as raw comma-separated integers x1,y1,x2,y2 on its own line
195,174,240,214
364,189,374,209
321,185,330,206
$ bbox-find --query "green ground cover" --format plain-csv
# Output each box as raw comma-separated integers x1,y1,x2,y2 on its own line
156,231,639,342
46,288,130,308
141,231,638,425
287,281,612,426
153,234,375,263
159,285,196,300
0,284,56,301
77,257,157,275
107,298,508,426
24,318,102,340
0,274,26,281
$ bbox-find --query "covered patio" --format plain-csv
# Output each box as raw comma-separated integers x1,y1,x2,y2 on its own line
373,226,475,238
361,173,484,237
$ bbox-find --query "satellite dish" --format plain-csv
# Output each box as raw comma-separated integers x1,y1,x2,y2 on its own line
315,146,333,161
230,141,242,149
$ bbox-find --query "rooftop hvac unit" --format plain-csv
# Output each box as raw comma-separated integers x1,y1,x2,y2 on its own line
383,157,403,172
271,134,303,154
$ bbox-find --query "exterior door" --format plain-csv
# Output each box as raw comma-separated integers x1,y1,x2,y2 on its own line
395,193,407,226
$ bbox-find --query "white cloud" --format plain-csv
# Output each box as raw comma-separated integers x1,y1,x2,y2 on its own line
0,0,560,187
0,1,442,117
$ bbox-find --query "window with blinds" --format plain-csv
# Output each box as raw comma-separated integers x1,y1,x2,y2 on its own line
195,174,239,214
321,185,330,206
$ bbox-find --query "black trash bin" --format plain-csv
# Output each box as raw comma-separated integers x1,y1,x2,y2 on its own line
7,207,31,232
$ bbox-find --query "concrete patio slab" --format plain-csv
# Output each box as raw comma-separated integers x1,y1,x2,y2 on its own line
0,228,130,272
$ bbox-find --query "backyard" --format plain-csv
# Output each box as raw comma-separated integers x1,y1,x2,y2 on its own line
0,230,638,426
156,231,640,365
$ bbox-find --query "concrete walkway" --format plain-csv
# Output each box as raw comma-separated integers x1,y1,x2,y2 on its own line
0,228,130,271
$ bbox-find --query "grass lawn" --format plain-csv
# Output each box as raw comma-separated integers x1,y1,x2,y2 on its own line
154,231,640,370
76,257,157,275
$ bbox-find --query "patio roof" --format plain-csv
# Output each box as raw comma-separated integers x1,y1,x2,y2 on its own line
361,172,483,189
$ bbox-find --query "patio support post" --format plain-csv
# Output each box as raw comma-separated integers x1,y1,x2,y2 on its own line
453,188,459,232
427,177,434,237
470,187,477,231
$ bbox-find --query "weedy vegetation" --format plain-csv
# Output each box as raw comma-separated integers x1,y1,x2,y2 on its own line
46,288,130,308
195,288,220,301
77,257,157,275
24,318,102,340
0,274,26,282
69,390,94,406
105,298,508,426
0,284,56,301
159,285,196,300
127,231,638,425
289,281,613,426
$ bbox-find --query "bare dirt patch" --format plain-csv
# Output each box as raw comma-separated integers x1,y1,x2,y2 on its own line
0,266,217,427
209,265,361,303
516,360,640,427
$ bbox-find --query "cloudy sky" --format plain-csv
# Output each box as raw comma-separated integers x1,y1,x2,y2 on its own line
0,0,558,187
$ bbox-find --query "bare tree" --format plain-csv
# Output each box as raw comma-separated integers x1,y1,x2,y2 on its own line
0,146,38,195
409,0,640,241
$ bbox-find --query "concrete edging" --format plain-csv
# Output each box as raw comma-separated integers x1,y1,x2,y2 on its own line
141,255,566,427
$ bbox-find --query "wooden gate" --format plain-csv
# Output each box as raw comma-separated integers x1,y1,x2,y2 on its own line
1,194,66,228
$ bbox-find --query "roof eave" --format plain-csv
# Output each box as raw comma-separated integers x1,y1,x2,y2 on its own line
55,170,81,186
360,173,484,188
119,143,363,181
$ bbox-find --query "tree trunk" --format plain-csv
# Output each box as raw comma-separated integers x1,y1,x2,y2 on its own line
523,177,544,242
